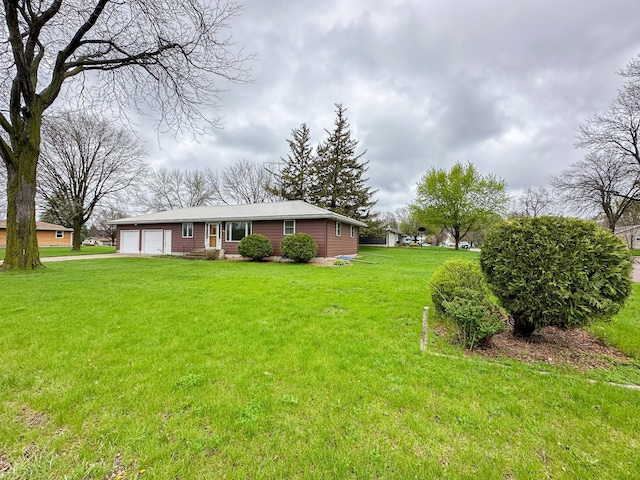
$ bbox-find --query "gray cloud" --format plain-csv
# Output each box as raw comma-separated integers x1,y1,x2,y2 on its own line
142,0,640,212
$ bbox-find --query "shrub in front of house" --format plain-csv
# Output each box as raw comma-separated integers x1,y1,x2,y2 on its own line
281,233,318,263
430,259,504,348
238,234,273,261
480,217,633,337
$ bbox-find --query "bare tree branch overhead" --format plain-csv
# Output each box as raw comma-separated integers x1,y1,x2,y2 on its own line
0,0,250,269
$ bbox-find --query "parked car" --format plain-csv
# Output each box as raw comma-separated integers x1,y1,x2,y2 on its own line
459,241,471,249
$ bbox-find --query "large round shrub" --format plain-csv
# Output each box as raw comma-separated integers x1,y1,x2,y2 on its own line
237,234,273,261
480,217,632,337
430,259,488,313
281,233,318,263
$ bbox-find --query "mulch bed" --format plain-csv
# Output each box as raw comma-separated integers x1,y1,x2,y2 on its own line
476,326,631,370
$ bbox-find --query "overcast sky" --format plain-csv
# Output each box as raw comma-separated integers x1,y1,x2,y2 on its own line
141,0,640,213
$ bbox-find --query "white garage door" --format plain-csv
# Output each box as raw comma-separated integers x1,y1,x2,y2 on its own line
120,230,140,253
142,230,164,254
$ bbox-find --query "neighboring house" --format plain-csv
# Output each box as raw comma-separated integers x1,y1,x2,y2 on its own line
0,220,73,247
82,236,114,246
108,200,366,259
614,225,640,249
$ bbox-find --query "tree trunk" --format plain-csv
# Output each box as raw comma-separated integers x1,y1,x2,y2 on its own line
3,152,42,270
512,317,536,337
2,112,44,270
72,219,83,251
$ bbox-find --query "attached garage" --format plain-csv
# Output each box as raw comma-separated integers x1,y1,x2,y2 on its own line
120,230,140,254
142,229,164,254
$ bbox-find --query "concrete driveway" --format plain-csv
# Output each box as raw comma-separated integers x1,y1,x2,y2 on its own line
0,253,141,266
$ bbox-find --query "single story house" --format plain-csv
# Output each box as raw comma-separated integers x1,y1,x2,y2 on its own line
108,200,366,259
0,220,73,247
82,236,114,246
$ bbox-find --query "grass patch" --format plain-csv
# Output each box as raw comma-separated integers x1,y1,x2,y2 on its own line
0,247,638,478
0,245,116,260
591,283,640,358
630,249,640,256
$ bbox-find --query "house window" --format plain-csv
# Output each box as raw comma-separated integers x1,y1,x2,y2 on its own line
336,222,342,237
284,220,296,235
55,231,64,238
226,221,251,242
350,225,355,238
182,222,194,238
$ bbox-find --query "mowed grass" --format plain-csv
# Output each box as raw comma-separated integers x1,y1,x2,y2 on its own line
0,245,116,260
0,247,639,479
591,283,640,358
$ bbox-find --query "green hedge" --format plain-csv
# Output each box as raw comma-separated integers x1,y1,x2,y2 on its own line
238,234,273,261
430,259,505,348
281,233,318,263
480,217,633,336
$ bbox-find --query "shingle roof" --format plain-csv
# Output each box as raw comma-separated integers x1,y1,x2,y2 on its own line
108,200,367,227
0,220,73,231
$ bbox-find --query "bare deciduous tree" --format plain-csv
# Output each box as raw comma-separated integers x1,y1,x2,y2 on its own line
551,153,640,231
576,55,640,166
138,168,220,212
218,159,277,205
511,187,556,218
139,160,276,211
38,112,147,250
90,205,129,246
0,1,249,269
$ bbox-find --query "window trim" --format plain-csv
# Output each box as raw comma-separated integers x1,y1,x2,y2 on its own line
55,230,64,239
283,220,296,235
336,221,341,237
225,221,252,242
350,225,355,238
182,222,194,238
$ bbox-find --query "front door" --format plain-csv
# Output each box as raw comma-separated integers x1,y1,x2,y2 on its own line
206,223,219,249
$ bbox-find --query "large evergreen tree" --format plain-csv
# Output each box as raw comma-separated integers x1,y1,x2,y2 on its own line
310,104,376,221
270,123,315,201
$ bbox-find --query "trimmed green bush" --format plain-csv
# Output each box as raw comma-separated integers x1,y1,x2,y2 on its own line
443,288,507,349
430,259,504,348
430,259,488,312
480,217,633,337
281,233,318,263
238,234,273,261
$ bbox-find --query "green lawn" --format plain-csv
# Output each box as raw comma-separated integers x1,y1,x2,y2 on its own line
0,247,638,479
0,245,116,260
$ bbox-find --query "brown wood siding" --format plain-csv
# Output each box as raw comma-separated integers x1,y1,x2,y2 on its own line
171,222,205,254
326,222,359,257
0,229,71,247
250,219,329,257
116,223,206,254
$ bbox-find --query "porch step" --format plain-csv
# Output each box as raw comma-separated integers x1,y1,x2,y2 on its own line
185,248,206,260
